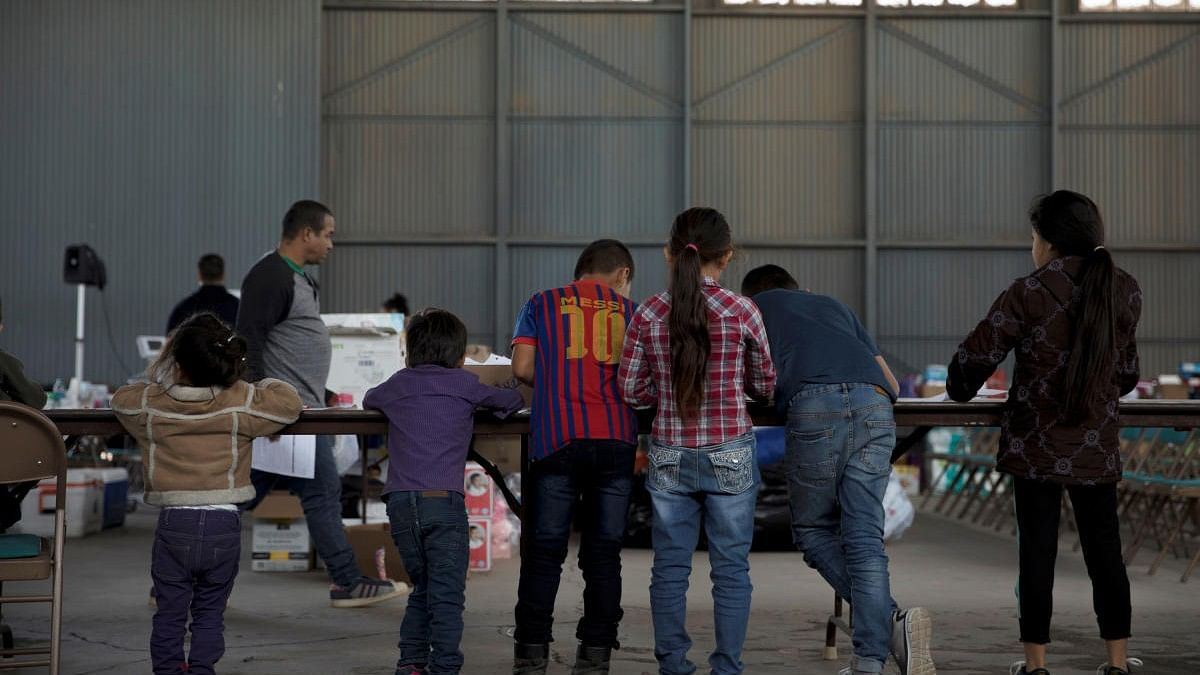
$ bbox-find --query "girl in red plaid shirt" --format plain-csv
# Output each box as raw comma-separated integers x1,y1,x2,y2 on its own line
618,207,776,675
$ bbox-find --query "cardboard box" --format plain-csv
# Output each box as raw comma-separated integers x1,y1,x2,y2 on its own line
464,364,532,408
1158,383,1190,400
893,465,921,498
252,491,312,572
464,462,494,517
473,435,522,476
344,522,410,584
252,520,313,572
918,383,946,399
468,518,491,572
322,314,407,407
254,491,305,520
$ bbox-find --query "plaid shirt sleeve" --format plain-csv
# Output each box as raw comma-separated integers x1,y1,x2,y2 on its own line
618,306,657,407
741,301,776,401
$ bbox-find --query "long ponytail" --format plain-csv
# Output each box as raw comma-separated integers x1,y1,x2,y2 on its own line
667,208,732,420
1030,190,1117,423
1063,246,1117,422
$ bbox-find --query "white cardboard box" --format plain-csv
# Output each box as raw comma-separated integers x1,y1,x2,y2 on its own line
251,520,313,572
322,314,406,408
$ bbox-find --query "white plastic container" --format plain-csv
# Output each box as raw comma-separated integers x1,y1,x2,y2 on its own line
15,468,104,538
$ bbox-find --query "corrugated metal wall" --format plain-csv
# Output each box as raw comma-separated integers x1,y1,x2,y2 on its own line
2,2,1194,386
320,1,1199,378
0,0,321,386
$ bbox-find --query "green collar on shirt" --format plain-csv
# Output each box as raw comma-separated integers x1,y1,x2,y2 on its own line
279,253,306,275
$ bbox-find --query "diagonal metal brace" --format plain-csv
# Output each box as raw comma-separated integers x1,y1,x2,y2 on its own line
879,21,1048,119
323,15,493,103
693,22,853,111
511,14,683,113
1060,28,1200,111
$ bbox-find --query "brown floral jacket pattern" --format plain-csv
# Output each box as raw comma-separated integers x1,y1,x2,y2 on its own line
947,256,1141,485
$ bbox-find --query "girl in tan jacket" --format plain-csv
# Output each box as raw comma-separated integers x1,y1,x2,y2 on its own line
113,312,302,675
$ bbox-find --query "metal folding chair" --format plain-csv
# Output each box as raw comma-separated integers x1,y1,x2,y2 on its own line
0,402,67,673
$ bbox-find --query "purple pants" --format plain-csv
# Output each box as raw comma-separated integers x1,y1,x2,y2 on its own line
151,508,241,675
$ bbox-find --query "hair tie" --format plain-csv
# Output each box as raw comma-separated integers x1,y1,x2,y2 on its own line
684,243,699,253
1093,245,1105,252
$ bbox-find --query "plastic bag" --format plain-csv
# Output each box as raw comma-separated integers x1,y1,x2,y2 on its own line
883,471,915,542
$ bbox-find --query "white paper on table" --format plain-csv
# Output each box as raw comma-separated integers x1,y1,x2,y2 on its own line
465,353,512,366
251,435,316,479
898,387,1007,403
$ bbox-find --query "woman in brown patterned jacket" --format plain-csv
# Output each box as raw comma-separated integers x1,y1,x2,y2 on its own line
946,191,1142,675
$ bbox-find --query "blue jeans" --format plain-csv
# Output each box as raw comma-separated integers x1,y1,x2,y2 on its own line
786,383,897,674
387,490,469,675
647,433,759,675
514,440,636,648
246,434,361,588
150,508,241,675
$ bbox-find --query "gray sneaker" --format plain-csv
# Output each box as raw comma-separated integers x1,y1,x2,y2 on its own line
329,577,409,608
890,607,935,675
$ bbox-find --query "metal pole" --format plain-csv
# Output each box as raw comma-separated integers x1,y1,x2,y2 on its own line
1050,0,1061,190
74,284,85,386
495,0,512,352
864,3,879,332
682,0,693,209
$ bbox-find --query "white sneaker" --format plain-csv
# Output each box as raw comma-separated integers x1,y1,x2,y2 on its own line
890,607,935,675
1096,657,1143,674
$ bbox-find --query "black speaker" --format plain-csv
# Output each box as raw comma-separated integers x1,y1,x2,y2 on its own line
63,244,107,289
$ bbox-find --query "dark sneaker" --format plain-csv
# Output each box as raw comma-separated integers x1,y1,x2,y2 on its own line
329,577,409,608
572,643,613,675
395,665,426,675
891,607,935,675
513,642,549,675
1096,658,1143,675
1010,662,1051,675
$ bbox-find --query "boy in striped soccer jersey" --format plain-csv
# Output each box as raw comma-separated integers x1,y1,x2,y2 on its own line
510,240,639,675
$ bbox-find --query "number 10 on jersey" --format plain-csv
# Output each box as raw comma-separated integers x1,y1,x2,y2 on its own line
561,300,626,365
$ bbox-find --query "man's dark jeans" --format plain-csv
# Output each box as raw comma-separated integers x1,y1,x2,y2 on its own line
151,508,241,675
387,490,470,675
245,434,361,588
514,440,636,648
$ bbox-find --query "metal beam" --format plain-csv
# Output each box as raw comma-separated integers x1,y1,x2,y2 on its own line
1050,0,1060,189
1059,28,1200,109
510,14,684,112
683,0,693,208
495,7,512,351
878,20,1049,117
864,1,879,333
335,237,870,248
323,16,492,102
692,22,853,111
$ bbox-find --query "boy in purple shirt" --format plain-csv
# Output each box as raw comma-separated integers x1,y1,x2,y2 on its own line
364,309,524,675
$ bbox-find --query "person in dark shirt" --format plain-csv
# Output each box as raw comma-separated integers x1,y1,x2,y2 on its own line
0,295,48,530
364,309,524,675
381,293,409,317
743,265,934,675
946,191,1141,675
166,254,240,333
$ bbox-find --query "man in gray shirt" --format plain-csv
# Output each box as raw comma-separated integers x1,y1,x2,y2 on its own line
238,200,405,608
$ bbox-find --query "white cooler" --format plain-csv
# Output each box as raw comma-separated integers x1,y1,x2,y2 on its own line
15,468,104,538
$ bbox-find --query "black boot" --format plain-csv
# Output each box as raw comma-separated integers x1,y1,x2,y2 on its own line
513,642,549,675
571,644,612,675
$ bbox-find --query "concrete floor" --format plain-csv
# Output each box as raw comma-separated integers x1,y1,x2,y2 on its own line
4,508,1199,675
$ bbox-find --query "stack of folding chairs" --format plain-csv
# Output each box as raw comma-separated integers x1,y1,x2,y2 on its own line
1119,427,1200,582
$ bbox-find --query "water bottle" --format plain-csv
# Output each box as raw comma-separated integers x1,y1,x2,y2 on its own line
50,378,66,409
